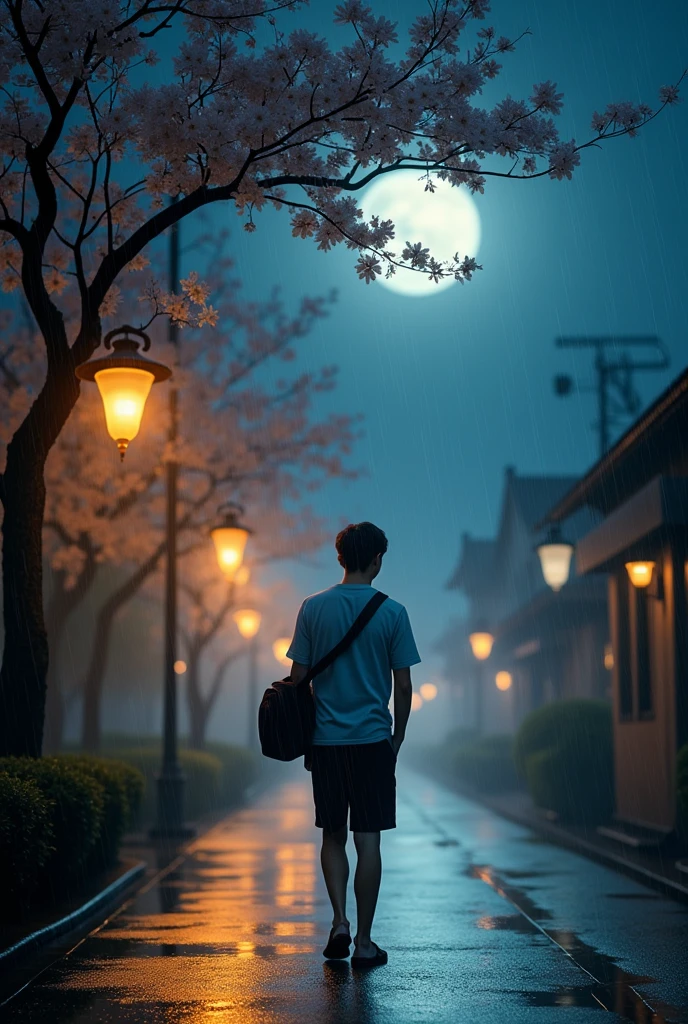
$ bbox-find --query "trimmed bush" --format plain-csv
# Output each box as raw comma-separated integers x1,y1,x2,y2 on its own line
515,700,614,825
0,773,55,908
107,746,222,822
450,734,518,793
59,755,144,866
203,742,259,807
0,757,104,877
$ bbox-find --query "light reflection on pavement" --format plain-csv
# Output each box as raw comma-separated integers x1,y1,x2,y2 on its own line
4,770,688,1024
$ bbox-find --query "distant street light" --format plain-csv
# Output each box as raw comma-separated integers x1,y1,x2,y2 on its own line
537,525,574,592
604,644,614,671
75,325,172,461
233,609,262,749
411,693,423,712
495,670,512,692
173,660,187,675
272,637,291,668
625,560,656,589
468,627,494,735
468,631,494,661
211,503,252,579
419,682,438,701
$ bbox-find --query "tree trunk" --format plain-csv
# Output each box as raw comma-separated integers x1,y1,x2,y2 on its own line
0,297,89,757
80,542,166,752
43,556,98,754
0,451,48,757
186,648,208,750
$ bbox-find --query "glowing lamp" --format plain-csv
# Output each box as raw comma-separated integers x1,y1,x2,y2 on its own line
419,682,438,701
75,325,171,460
173,660,187,675
625,561,655,589
537,525,574,592
469,631,494,661
211,503,252,577
273,637,292,667
233,608,261,640
411,693,423,712
495,670,512,691
604,643,614,671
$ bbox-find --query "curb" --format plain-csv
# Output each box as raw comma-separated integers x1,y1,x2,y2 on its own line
0,860,147,973
478,793,688,905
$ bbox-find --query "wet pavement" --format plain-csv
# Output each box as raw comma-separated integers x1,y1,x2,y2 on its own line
3,768,688,1023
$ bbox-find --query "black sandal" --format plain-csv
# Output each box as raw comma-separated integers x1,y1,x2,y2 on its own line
351,943,388,968
323,927,352,959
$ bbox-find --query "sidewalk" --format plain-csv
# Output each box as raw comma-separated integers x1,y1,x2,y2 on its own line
4,766,688,1024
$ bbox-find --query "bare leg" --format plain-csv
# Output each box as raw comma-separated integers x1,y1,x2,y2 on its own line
353,831,382,956
321,825,350,933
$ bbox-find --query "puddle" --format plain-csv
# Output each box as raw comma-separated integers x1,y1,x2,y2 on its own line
468,863,685,1024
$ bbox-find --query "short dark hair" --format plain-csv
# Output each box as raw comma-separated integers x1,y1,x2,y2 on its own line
335,522,388,572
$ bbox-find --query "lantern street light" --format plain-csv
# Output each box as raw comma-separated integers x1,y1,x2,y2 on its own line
468,626,494,735
233,609,262,749
625,560,656,589
419,682,438,702
537,524,574,592
75,326,171,461
495,670,513,692
211,503,252,581
272,637,292,668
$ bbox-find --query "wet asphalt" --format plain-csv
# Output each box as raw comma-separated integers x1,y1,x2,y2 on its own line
3,767,688,1024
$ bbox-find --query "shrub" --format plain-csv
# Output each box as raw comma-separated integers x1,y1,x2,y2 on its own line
515,700,614,825
450,734,518,793
0,773,54,910
107,746,222,822
513,699,612,778
0,757,104,877
59,756,144,866
202,742,259,807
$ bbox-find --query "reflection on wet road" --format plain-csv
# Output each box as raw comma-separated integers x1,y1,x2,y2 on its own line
4,769,688,1023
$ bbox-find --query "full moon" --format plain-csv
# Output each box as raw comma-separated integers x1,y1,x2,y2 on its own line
360,171,481,298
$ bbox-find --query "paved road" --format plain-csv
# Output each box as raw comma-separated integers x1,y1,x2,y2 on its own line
4,768,688,1024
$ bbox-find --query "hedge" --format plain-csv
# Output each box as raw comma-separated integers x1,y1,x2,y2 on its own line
450,734,518,793
59,755,144,867
0,756,105,877
514,700,614,825
0,773,54,908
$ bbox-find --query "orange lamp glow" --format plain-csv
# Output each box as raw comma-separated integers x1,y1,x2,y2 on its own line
604,643,614,671
411,692,423,712
75,325,171,460
419,682,438,701
625,561,655,589
211,504,252,576
469,631,494,661
233,608,261,640
173,660,187,675
495,670,512,691
273,637,292,667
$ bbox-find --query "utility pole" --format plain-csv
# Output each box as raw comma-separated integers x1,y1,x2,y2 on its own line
153,209,192,839
553,336,669,458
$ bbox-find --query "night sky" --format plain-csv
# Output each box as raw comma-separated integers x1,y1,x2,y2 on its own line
213,0,688,723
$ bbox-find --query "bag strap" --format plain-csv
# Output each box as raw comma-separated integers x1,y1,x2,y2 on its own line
300,591,388,686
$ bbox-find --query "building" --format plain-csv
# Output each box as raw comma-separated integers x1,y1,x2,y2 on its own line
442,467,609,734
543,369,688,835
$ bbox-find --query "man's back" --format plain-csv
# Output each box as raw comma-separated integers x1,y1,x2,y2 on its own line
287,583,420,745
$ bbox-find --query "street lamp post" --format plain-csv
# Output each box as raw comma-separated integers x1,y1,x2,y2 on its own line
233,609,262,750
468,629,494,736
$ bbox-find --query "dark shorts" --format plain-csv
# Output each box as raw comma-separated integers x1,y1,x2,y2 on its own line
311,740,397,833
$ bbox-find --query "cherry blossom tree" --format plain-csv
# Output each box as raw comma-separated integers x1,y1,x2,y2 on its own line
0,0,681,755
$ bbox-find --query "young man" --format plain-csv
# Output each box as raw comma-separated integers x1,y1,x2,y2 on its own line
286,521,420,966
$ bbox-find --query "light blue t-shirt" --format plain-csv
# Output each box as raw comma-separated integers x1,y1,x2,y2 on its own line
286,584,421,746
